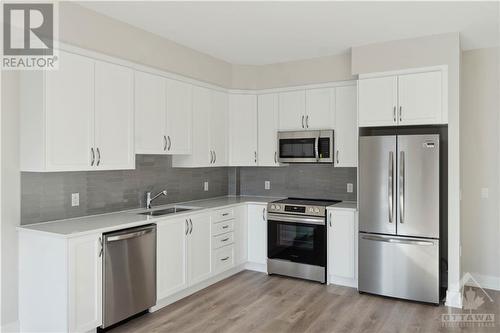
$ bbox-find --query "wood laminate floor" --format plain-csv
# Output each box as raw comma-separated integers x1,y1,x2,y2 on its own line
109,271,500,333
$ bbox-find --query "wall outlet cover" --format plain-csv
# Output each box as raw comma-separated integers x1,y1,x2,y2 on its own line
204,181,209,191
347,183,354,193
481,187,489,199
71,193,79,207
265,181,271,190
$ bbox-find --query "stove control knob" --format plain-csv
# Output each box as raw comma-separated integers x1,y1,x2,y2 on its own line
275,205,280,210
270,204,276,210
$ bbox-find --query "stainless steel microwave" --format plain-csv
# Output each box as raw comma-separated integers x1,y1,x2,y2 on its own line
278,130,334,163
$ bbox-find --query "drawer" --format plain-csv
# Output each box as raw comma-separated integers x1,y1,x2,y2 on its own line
212,208,234,223
212,220,234,236
213,232,234,249
213,245,234,273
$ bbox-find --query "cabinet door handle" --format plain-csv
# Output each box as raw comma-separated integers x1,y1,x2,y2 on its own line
399,106,402,122
301,115,305,128
222,213,229,216
189,218,193,234
222,225,229,229
329,212,332,227
262,207,266,221
167,136,171,151
221,237,230,242
274,151,277,164
98,237,103,257
393,106,396,123
90,148,95,166
163,135,168,151
214,150,217,164
336,150,339,164
96,148,101,166
254,151,257,163
221,256,230,261
210,150,214,164
306,115,309,128
185,219,189,235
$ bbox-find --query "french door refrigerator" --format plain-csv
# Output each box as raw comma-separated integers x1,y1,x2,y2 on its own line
358,134,440,304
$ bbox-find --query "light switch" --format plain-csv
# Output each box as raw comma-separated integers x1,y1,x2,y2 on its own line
347,183,354,193
204,181,209,191
265,181,271,190
71,193,79,207
481,187,489,199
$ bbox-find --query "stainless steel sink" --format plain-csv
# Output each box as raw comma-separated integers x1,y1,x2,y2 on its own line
139,207,192,216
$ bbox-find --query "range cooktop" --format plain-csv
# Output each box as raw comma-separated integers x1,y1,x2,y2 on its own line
268,197,341,217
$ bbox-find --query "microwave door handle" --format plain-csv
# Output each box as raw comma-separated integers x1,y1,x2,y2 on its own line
314,136,319,161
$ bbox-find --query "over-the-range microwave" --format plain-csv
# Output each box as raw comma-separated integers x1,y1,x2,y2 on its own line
277,130,334,163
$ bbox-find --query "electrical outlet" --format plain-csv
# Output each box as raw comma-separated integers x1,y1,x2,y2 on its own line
265,181,271,190
347,183,353,193
204,181,209,191
481,187,489,199
71,193,79,207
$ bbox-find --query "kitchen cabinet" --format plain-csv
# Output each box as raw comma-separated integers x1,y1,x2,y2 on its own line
211,90,229,166
358,70,444,127
20,50,134,171
229,94,258,166
334,85,358,167
233,205,248,265
165,79,193,154
247,203,267,266
305,87,335,129
278,90,306,130
257,94,280,166
187,213,213,285
327,208,357,288
157,217,188,300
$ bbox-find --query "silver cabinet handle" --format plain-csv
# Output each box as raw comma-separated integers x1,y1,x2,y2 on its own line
222,224,229,229
388,151,394,223
90,148,95,166
329,212,332,227
98,237,103,257
399,106,402,122
254,151,257,163
399,151,405,224
274,151,277,164
189,218,193,234
336,150,339,164
393,106,396,123
185,219,189,235
163,135,167,151
222,213,229,216
214,150,217,164
221,256,230,261
221,237,230,242
306,115,309,128
262,207,266,221
301,115,304,128
96,148,101,166
167,136,171,151
210,150,214,164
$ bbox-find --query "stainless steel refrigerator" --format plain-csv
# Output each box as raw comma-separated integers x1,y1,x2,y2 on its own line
358,134,440,304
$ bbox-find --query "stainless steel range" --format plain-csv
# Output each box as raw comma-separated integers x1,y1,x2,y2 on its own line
267,198,340,283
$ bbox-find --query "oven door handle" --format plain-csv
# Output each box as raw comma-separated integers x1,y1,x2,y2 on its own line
267,213,325,225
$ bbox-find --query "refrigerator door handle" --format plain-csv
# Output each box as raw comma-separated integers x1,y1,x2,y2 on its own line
388,151,394,223
360,235,434,246
400,151,405,224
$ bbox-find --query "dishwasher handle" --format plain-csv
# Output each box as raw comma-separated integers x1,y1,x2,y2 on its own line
106,228,155,242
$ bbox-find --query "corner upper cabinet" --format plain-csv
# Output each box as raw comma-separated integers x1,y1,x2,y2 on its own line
20,50,134,172
358,76,398,127
229,94,258,166
334,85,358,167
257,94,280,166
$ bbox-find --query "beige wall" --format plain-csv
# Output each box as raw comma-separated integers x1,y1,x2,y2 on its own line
460,47,500,289
59,2,233,88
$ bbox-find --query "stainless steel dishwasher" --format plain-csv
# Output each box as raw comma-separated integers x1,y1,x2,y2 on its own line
102,224,156,328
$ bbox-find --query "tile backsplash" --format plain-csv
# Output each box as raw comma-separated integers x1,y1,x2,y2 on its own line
21,157,357,225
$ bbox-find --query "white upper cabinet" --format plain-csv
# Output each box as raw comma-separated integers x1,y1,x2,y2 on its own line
278,90,306,130
20,50,134,172
94,61,135,170
358,69,444,127
135,71,166,154
305,87,335,129
257,94,280,166
166,79,193,154
211,90,229,166
229,94,258,166
334,85,358,167
358,76,398,127
398,71,442,125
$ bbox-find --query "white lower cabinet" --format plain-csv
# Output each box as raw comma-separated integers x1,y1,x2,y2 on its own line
327,208,358,288
247,203,267,266
233,205,248,265
188,213,213,285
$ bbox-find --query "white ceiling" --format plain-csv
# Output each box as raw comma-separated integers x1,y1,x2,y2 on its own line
79,1,499,65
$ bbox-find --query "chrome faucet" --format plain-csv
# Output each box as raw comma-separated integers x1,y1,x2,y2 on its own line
145,190,167,209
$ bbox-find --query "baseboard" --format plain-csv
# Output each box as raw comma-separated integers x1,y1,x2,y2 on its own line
464,272,500,291
1,320,20,333
244,261,267,273
328,275,358,289
445,289,463,308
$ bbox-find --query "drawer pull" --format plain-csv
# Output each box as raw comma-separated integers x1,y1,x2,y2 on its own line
222,225,229,229
222,213,229,216
221,237,230,242
221,257,230,261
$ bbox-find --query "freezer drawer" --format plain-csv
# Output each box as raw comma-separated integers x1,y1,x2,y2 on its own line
358,233,439,304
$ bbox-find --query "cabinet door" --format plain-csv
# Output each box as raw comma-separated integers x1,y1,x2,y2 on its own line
233,205,248,265
188,213,212,285
328,210,356,283
229,94,258,166
134,71,166,154
157,218,188,299
45,50,94,171
247,204,267,265
211,90,228,166
305,88,335,129
166,79,192,154
257,94,279,166
278,90,306,130
335,86,358,167
358,76,397,127
398,71,442,125
94,61,135,170
68,234,102,332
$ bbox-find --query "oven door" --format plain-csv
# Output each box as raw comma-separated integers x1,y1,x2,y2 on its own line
278,130,333,163
267,214,326,267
